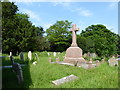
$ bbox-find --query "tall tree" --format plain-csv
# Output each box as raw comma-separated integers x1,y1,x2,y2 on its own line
46,20,72,52
80,24,118,56
2,2,48,54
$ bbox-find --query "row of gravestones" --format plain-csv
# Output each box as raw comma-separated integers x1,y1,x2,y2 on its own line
47,52,60,57
48,53,119,68
9,51,39,61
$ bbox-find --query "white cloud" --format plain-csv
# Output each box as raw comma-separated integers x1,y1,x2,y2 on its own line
52,2,71,7
72,7,93,17
43,23,53,30
21,9,41,22
108,2,117,8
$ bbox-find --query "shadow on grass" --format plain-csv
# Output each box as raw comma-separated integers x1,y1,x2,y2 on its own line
2,58,32,89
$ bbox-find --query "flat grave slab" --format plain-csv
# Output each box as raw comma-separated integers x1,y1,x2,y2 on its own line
52,74,78,85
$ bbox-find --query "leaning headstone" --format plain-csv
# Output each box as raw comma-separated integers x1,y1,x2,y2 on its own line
52,74,78,85
12,63,23,84
20,52,24,61
108,56,118,66
28,51,32,60
53,52,56,57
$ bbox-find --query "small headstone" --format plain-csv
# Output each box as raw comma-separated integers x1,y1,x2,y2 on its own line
83,53,87,57
56,57,60,63
35,53,39,61
88,58,93,64
28,51,32,60
52,74,78,85
53,52,56,57
20,52,24,61
108,56,118,66
47,52,50,56
9,52,12,57
33,61,37,65
90,53,97,58
96,60,100,66
101,58,105,64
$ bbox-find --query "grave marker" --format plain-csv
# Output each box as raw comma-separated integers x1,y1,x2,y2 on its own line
52,74,78,85
64,24,86,65
20,52,24,61
28,51,32,60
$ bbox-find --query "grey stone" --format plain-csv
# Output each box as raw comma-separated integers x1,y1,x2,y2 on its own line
52,74,78,85
35,53,39,61
20,52,24,61
108,56,118,66
28,51,32,60
58,61,74,66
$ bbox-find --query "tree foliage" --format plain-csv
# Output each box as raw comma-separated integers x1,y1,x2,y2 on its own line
2,2,49,55
46,20,72,52
79,24,118,56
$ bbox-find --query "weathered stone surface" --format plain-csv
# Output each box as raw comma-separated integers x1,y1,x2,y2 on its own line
58,61,74,66
52,74,78,85
108,56,118,66
20,52,24,61
78,63,96,69
53,52,56,57
34,53,39,61
28,51,32,60
64,47,86,64
64,24,86,65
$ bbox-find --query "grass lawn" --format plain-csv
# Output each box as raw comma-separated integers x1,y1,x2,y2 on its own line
2,52,119,88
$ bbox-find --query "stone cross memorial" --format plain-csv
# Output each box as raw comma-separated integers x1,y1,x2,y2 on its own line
64,24,86,65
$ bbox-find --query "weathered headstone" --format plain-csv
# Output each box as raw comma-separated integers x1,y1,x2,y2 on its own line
28,51,32,60
53,52,56,57
47,52,50,56
83,53,87,57
108,56,118,66
64,24,86,65
96,60,100,66
9,52,12,57
52,74,78,85
12,63,23,84
90,53,97,58
35,53,39,61
88,58,93,64
20,52,24,61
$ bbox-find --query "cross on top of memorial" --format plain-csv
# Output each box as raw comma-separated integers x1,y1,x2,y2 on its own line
70,24,79,32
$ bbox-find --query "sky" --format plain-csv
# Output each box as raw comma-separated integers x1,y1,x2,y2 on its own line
14,2,118,34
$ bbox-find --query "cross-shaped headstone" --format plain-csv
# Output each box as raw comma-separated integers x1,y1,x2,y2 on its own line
70,24,79,47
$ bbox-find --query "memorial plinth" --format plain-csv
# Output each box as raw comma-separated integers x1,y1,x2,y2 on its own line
64,24,86,65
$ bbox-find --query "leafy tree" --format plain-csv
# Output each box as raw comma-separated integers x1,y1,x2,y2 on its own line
80,24,118,56
2,2,49,54
46,20,72,52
